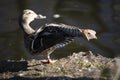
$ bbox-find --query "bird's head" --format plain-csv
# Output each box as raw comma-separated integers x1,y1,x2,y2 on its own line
22,9,46,24
81,29,97,41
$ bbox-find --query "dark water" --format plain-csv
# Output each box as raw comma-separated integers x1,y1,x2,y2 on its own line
0,0,120,60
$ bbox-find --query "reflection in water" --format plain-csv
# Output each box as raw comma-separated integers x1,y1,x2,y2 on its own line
0,0,120,60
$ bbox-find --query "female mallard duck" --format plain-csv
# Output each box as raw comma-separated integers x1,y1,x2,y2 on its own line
19,9,97,63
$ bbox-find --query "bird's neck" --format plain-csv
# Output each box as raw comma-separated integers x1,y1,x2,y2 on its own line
22,22,35,34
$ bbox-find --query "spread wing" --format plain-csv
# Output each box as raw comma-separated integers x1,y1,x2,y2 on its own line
31,23,83,54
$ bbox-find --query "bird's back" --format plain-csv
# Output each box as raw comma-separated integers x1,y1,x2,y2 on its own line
30,24,75,55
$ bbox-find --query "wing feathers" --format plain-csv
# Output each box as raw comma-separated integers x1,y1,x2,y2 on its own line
45,23,82,37
31,23,81,53
31,37,43,50
55,38,74,48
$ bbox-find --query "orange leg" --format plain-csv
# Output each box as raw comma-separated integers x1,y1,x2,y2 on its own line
41,53,57,64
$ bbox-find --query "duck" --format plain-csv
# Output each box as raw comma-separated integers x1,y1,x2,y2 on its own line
19,9,97,63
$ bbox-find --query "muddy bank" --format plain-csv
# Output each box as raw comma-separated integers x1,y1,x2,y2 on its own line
0,51,119,80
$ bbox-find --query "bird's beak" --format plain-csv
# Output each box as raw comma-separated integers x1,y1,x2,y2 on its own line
36,14,46,19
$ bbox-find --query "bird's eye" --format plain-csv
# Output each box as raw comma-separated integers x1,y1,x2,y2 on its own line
28,12,31,14
88,32,90,34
